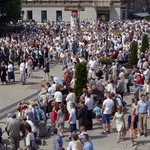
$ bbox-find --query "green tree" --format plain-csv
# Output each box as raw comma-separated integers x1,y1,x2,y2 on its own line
141,34,149,52
74,62,87,98
128,41,138,65
0,0,21,25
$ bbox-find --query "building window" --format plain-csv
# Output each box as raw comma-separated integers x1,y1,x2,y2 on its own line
41,11,47,23
56,11,62,22
122,10,126,20
27,10,32,20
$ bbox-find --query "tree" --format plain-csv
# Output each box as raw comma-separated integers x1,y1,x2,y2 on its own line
128,41,138,65
141,34,149,52
74,62,87,98
0,0,21,25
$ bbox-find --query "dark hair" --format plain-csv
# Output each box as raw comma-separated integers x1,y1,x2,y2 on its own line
52,128,58,134
59,103,66,114
58,148,65,150
68,87,73,92
72,133,78,141
12,114,17,119
83,134,89,140
25,124,32,133
86,93,91,98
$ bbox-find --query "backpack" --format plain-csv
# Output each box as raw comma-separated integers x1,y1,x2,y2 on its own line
112,97,117,114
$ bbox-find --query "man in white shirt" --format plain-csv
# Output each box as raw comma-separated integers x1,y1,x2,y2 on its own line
68,102,76,141
101,93,114,134
54,87,62,103
85,93,93,130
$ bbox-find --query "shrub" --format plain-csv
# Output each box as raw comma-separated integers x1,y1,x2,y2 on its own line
141,34,149,52
74,62,87,98
99,57,114,64
128,41,138,65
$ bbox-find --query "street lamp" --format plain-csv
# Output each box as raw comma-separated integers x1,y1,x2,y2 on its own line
78,3,81,32
21,10,25,23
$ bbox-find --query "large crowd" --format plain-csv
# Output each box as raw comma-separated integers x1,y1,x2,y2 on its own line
0,19,150,150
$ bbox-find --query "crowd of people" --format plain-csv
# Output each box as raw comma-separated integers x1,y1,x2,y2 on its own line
0,18,150,150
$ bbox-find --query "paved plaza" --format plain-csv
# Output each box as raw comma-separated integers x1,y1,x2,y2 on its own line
0,64,150,150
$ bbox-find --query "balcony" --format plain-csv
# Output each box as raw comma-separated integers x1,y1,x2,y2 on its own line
21,0,122,7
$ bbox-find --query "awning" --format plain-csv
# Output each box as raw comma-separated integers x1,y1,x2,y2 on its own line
134,12,150,17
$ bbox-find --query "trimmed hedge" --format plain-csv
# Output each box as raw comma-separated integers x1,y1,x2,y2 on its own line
74,62,87,98
128,41,138,65
141,34,149,52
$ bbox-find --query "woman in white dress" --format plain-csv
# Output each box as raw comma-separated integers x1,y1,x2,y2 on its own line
20,60,26,85
111,106,125,143
66,87,76,114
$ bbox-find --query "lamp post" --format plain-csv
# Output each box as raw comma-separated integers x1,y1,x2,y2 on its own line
21,10,25,23
78,3,81,32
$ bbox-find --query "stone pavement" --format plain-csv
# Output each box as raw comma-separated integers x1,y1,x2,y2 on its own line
0,64,150,150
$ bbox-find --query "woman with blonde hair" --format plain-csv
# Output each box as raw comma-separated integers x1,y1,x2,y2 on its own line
67,133,83,150
127,109,139,147
111,106,125,143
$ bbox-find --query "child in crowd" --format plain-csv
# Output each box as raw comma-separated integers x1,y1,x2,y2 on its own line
50,101,58,127
93,101,101,122
57,103,66,136
131,98,138,111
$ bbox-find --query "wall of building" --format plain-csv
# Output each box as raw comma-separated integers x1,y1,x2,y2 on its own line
22,5,122,22
22,6,97,22
80,7,97,21
110,6,121,20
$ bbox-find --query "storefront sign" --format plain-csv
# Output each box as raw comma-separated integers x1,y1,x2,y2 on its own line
65,7,84,11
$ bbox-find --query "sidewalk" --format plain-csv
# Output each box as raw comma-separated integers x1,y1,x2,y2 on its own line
0,64,150,150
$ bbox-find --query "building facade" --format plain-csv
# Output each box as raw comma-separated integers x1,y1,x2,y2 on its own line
21,0,128,23
127,0,150,14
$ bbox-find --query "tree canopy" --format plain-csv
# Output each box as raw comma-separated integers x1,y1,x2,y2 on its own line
0,0,21,25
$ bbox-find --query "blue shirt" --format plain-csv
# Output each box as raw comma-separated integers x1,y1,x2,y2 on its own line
136,100,150,116
83,140,94,150
128,74,134,84
93,107,101,116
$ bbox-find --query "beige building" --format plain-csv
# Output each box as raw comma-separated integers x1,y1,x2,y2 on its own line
21,0,128,22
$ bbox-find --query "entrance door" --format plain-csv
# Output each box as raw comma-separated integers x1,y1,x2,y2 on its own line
56,11,62,23
41,11,47,23
97,10,109,22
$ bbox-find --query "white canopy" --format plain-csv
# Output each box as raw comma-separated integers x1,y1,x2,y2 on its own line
134,13,150,17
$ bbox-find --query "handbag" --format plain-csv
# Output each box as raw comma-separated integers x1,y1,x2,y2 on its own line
122,126,126,137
